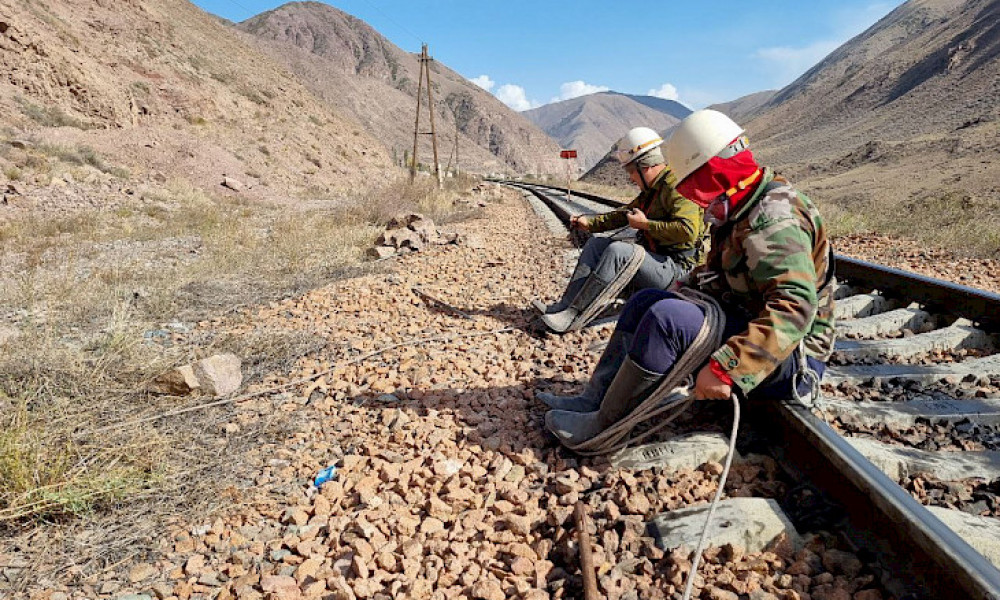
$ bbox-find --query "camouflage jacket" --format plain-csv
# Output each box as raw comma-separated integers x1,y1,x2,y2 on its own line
691,169,836,395
588,168,707,267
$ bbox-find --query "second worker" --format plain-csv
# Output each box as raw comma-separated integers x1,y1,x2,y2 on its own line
535,126,707,333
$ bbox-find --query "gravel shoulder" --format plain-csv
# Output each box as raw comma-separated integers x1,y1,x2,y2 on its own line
7,189,885,600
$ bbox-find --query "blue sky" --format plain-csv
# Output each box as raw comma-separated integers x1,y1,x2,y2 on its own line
193,0,905,110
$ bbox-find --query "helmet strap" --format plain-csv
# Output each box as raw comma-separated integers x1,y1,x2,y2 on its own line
638,165,650,192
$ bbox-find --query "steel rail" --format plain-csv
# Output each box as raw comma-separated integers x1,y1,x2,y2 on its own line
503,180,1000,600
836,256,1000,332
508,181,1000,331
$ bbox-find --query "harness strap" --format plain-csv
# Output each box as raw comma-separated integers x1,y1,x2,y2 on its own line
725,168,762,198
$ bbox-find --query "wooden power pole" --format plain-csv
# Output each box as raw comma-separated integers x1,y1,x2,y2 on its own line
446,107,459,176
410,43,442,186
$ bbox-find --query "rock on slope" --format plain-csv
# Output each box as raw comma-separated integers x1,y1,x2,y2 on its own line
0,0,391,198
524,91,691,171
237,1,563,176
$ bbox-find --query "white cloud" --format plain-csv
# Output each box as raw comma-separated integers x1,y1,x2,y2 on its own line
469,75,495,92
755,2,900,86
551,80,610,103
647,83,680,101
495,84,539,111
754,40,841,83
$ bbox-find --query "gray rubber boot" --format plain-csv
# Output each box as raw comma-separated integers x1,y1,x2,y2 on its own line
533,261,591,314
541,272,609,333
537,330,632,412
545,357,662,446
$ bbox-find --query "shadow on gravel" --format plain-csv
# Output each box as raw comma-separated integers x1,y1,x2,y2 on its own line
414,296,551,336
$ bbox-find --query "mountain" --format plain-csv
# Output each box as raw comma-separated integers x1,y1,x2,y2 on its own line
236,2,562,176
708,90,777,124
0,0,392,197
745,0,1000,211
583,0,999,213
523,91,691,171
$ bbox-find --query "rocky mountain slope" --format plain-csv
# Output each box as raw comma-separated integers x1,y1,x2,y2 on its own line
237,2,562,176
708,90,777,124
583,0,999,224
744,0,999,219
523,91,690,171
0,0,393,200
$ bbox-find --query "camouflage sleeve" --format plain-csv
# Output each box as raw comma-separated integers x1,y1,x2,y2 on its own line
645,196,702,246
587,197,635,233
711,218,818,394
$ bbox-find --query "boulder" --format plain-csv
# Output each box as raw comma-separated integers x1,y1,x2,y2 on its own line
152,354,242,396
377,228,424,251
222,176,244,192
193,353,243,396
464,234,486,249
409,217,438,241
386,213,424,229
367,246,396,260
151,365,200,395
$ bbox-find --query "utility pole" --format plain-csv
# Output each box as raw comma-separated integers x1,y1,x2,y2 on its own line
410,43,442,187
445,107,459,177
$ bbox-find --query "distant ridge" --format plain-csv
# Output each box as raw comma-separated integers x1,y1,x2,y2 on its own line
523,91,691,171
584,0,1000,210
744,0,1000,215
707,90,777,124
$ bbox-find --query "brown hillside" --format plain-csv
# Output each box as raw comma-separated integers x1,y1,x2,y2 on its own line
237,1,563,176
524,91,690,171
708,90,777,124
745,0,1000,247
0,0,391,201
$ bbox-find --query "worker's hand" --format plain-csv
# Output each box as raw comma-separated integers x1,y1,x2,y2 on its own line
627,208,649,231
571,215,591,231
694,364,733,400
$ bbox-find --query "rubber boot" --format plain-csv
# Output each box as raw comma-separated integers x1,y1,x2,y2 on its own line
545,357,663,446
541,272,609,333
532,262,591,314
537,330,632,412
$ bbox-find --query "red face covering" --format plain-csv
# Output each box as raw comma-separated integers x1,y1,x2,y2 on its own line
676,147,761,219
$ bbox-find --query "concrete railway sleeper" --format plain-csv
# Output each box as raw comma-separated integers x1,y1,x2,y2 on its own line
506,179,1000,599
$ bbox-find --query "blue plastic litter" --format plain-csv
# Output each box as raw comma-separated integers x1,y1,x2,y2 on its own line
314,465,338,488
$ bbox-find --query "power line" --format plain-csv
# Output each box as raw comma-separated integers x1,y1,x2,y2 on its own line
354,0,424,46
218,0,258,20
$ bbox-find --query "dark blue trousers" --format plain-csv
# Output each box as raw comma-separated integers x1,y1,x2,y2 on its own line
615,289,825,400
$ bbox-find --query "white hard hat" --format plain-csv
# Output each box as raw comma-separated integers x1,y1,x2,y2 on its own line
613,127,663,166
665,109,746,182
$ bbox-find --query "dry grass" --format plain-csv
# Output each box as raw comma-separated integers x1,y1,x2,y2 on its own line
820,190,1000,258
0,172,478,539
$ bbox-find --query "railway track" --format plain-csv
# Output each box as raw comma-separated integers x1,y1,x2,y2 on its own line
505,180,1000,599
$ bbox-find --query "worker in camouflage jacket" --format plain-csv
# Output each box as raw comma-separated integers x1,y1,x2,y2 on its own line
543,109,836,447
534,126,707,334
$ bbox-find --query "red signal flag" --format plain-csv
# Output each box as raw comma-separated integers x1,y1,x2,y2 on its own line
560,150,578,159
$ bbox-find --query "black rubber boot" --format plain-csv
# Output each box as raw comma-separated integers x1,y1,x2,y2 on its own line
541,272,609,333
536,330,632,412
545,357,663,446
533,261,591,314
